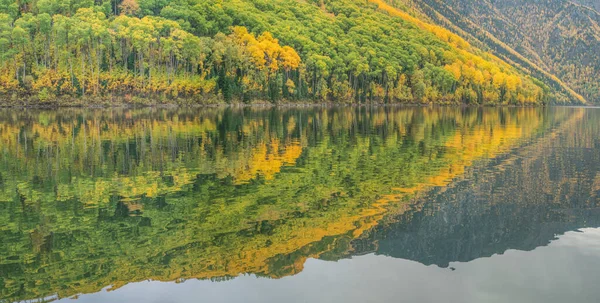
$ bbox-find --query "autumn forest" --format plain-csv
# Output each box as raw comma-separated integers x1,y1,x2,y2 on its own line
0,0,581,105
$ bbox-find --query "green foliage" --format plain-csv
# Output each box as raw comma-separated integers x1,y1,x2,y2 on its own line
37,87,53,102
0,0,555,104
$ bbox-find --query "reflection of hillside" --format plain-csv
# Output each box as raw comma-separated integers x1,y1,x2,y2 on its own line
0,107,575,302
349,109,600,267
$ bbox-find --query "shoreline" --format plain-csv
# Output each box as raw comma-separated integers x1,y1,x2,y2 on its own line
0,92,588,109
0,93,560,109
0,103,551,110
0,100,558,110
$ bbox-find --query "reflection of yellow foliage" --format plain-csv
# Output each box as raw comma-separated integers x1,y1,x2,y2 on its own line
149,109,567,282
106,105,561,283
593,174,600,194
234,139,303,184
0,107,580,302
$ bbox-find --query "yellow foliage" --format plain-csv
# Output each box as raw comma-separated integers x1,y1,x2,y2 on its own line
445,63,462,80
229,26,301,74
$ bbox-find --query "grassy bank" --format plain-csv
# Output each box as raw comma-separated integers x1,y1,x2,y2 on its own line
0,93,547,108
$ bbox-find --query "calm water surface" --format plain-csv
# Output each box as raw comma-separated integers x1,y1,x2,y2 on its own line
0,107,599,303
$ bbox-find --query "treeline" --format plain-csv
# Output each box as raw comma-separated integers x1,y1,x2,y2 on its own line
0,0,553,104
0,8,300,103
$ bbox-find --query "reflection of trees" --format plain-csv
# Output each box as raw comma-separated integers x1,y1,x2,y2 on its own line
349,109,600,267
0,107,571,302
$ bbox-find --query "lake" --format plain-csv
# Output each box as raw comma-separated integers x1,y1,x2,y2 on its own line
1,106,599,303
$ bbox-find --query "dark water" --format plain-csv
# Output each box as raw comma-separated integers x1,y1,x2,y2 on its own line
0,106,599,303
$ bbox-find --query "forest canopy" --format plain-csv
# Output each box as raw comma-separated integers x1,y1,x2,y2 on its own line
0,0,573,105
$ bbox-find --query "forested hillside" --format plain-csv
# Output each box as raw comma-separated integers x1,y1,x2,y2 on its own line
399,0,600,103
0,0,563,105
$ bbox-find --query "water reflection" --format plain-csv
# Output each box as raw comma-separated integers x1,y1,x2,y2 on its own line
54,228,600,303
0,107,598,302
351,110,600,267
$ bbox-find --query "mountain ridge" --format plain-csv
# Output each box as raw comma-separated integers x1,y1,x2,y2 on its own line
393,0,599,104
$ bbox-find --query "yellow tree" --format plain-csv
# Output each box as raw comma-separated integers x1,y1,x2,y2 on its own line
120,0,140,16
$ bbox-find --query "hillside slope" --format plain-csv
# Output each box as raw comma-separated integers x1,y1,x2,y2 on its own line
573,0,600,12
400,0,600,103
0,0,571,105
